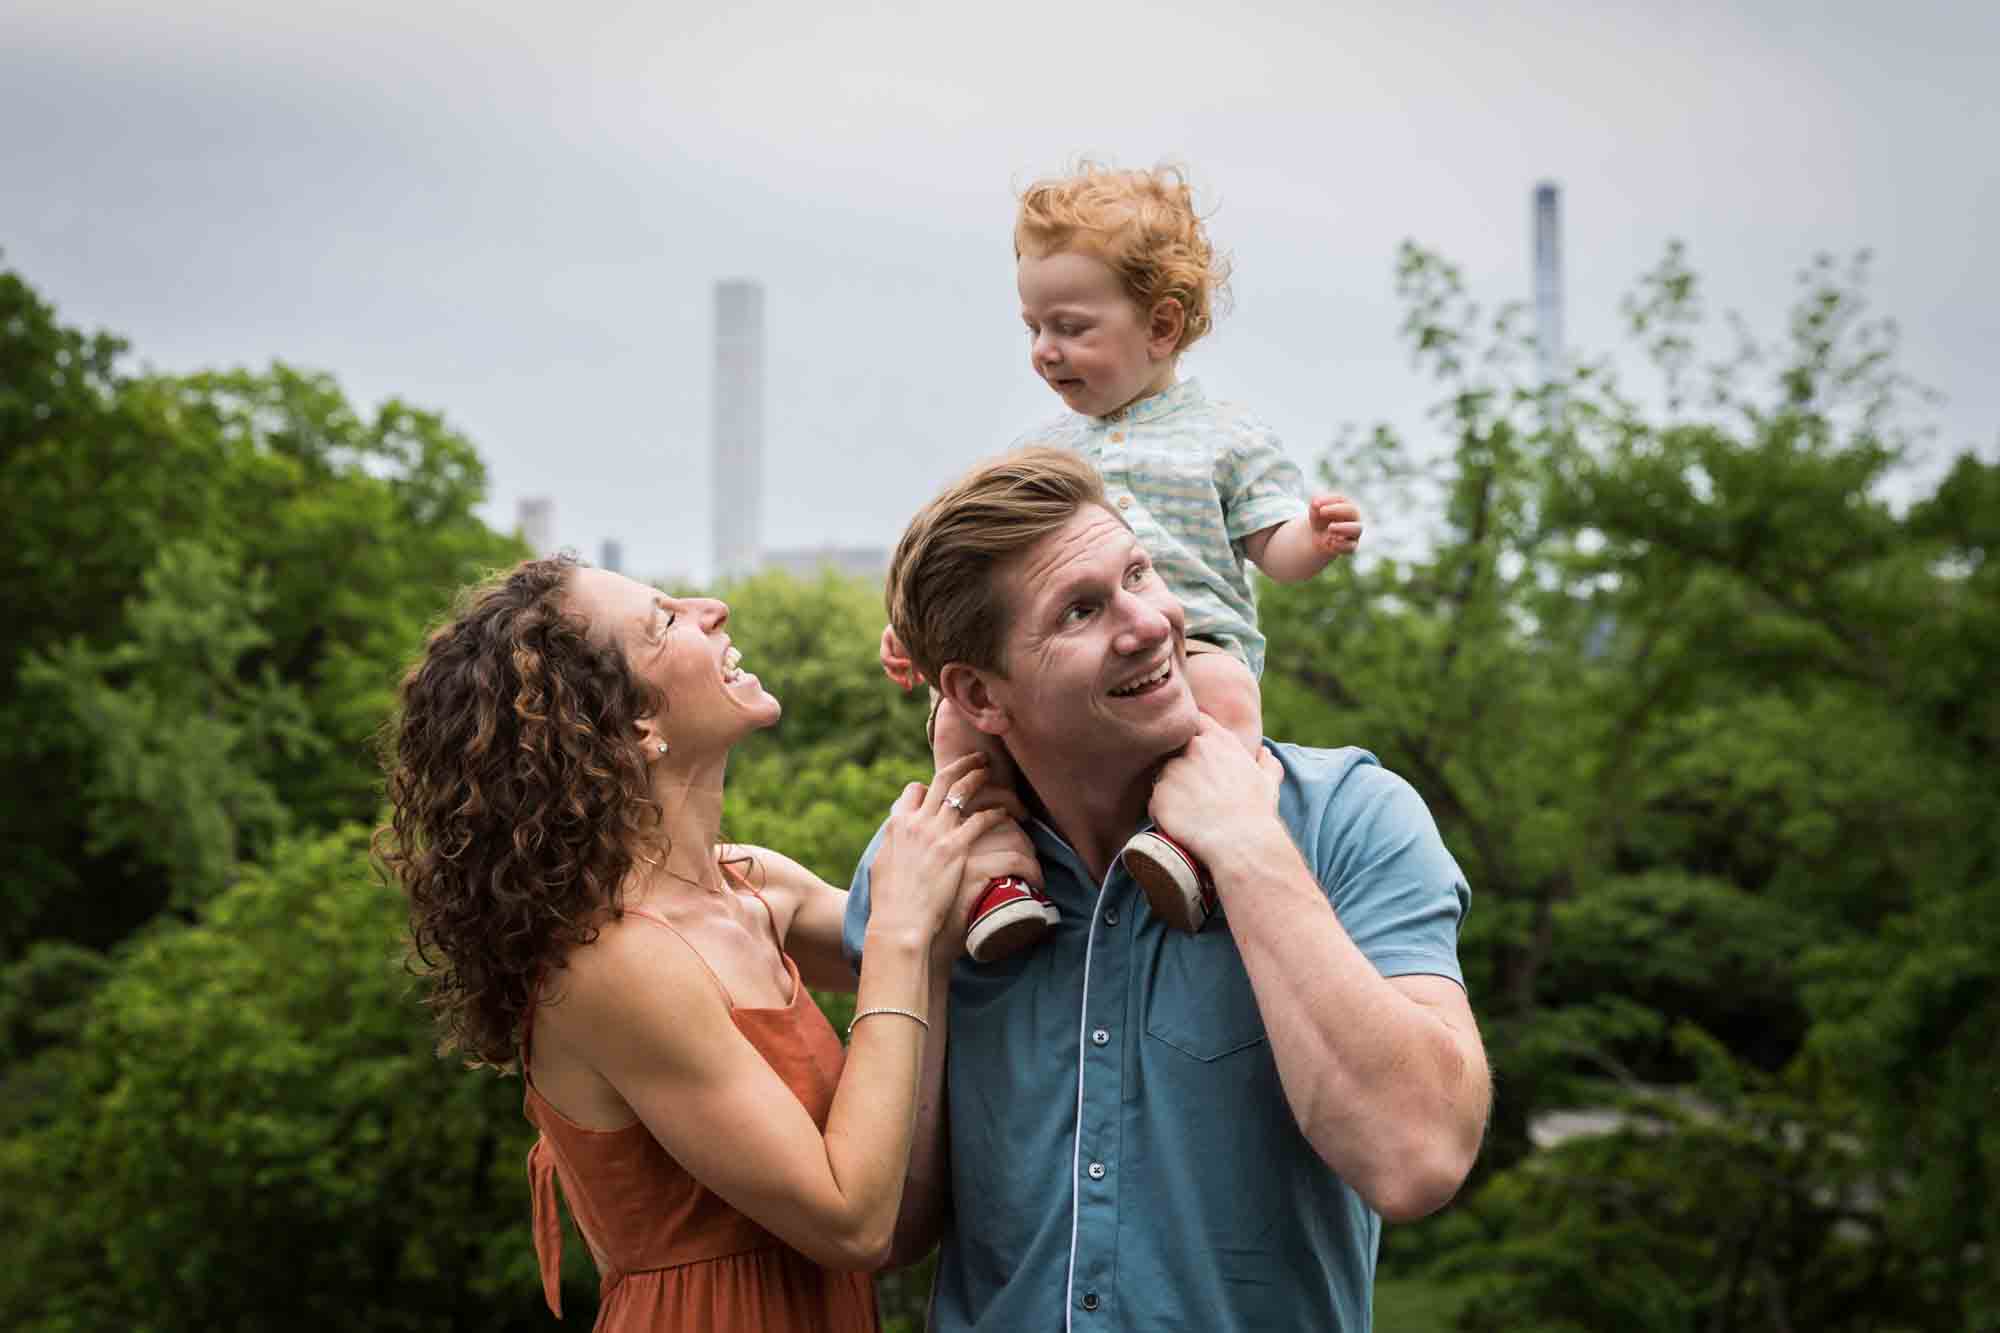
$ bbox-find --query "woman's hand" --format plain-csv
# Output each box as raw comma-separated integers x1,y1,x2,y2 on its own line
868,754,1009,944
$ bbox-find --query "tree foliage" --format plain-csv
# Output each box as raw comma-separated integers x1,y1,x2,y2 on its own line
2,235,1991,1332
0,265,520,957
1261,241,1996,1329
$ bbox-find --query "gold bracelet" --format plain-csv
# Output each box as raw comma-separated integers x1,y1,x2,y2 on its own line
847,1006,930,1038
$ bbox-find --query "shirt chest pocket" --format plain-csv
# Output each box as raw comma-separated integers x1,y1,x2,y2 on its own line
1142,925,1269,1061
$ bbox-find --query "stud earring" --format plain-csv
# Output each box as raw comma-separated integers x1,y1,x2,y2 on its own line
656,740,670,756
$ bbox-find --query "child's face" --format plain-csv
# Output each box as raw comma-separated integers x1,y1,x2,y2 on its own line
1017,249,1179,419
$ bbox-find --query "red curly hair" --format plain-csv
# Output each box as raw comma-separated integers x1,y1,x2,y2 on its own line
1014,160,1233,354
377,554,664,1070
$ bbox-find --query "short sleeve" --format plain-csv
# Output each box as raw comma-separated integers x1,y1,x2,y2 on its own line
1215,410,1308,544
1284,747,1469,986
840,822,891,969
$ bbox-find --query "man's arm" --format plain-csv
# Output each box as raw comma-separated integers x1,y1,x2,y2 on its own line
1151,719,1490,1221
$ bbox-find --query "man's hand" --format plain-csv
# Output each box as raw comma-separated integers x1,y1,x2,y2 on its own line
1309,493,1363,557
879,623,923,691
1148,715,1285,864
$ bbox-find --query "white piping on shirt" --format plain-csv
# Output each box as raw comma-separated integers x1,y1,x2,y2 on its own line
1064,858,1118,1333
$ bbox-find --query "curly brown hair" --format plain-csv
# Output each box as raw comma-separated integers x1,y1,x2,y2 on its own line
377,554,664,1070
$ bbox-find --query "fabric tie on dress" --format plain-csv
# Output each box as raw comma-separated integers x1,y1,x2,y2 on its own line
528,1137,566,1317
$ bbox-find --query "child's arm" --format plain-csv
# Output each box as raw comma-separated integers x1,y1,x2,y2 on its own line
1243,493,1363,583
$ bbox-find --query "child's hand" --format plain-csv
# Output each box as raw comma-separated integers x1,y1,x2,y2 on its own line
1309,493,1363,557
879,623,923,691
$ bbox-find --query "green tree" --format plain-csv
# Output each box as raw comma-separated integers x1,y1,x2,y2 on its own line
0,826,589,1332
21,540,320,911
0,263,521,958
1261,243,1996,1328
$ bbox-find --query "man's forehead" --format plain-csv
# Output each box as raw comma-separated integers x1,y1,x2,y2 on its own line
1005,507,1138,607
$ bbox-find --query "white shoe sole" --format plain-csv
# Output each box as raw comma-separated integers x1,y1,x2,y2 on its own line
1122,834,1213,934
967,896,1060,962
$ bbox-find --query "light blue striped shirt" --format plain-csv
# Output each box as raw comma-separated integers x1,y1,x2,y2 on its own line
1010,378,1306,677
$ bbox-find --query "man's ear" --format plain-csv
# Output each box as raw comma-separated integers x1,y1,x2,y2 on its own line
1147,297,1186,361
936,662,1010,737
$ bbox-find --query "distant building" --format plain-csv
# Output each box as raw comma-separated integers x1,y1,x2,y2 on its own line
1533,181,1565,390
516,496,554,555
763,544,891,581
599,538,623,574
712,279,765,582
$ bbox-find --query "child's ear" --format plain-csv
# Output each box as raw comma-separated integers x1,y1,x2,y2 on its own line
1147,298,1186,359
938,663,1010,737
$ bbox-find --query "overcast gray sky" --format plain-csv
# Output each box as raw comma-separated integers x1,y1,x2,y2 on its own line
6,0,1995,581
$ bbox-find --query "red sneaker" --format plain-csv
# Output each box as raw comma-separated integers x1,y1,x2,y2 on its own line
1120,830,1217,934
965,876,1060,962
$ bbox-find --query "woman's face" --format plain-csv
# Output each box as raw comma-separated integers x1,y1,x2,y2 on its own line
565,567,781,755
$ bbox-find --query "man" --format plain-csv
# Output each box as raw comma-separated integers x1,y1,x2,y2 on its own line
843,448,1489,1330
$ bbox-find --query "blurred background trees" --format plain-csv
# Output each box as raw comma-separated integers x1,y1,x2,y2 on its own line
1263,243,1997,1331
1,241,1990,1330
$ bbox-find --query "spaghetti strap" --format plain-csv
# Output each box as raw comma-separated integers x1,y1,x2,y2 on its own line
719,858,783,948
620,907,735,1009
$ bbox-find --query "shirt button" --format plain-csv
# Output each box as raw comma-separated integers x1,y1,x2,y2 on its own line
1103,907,1119,926
1081,1292,1100,1311
1117,495,1132,510
1087,1161,1106,1180
1091,1028,1110,1046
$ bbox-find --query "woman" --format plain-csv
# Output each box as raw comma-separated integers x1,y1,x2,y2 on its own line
379,555,1024,1330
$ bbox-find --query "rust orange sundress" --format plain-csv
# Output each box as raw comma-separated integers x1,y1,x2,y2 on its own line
524,906,879,1331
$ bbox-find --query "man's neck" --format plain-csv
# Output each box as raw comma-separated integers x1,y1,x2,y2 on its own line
1013,751,1157,885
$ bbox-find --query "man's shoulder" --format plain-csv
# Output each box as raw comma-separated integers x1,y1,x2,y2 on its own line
1266,739,1385,791
1266,740,1431,832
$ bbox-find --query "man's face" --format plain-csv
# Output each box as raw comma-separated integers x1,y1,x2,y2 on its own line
981,505,1200,778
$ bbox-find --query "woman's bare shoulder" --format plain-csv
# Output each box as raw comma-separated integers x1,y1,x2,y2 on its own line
720,843,833,902
540,911,737,1069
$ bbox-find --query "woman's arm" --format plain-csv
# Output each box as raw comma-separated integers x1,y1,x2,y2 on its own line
724,843,858,993
562,914,930,1268
565,762,1004,1270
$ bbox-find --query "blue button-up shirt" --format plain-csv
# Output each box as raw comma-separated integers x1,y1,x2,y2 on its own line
843,743,1470,1332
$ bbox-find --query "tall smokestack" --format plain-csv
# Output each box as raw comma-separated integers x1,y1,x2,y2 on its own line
1533,182,1565,400
516,496,554,555
712,279,765,583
